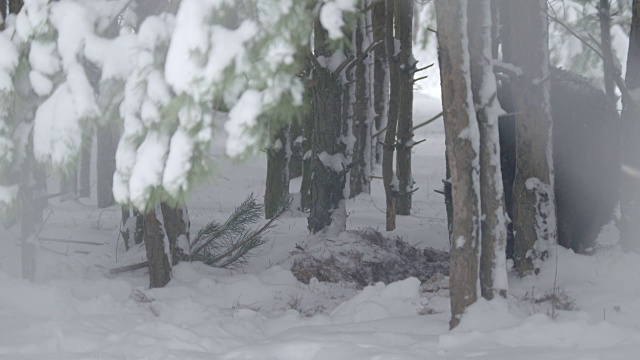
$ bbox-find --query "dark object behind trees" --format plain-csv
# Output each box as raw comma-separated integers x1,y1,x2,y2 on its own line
498,68,621,255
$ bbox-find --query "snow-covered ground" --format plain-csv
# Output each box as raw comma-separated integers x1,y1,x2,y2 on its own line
1,93,640,359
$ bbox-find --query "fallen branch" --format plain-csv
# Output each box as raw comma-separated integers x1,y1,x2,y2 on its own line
110,261,149,274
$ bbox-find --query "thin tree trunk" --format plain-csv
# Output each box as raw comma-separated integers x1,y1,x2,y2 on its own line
468,0,508,300
599,0,617,104
143,205,171,288
435,0,481,330
307,22,347,234
96,125,117,208
372,0,389,165
78,140,91,198
300,95,313,211
265,124,290,219
620,0,640,250
506,0,556,275
20,146,37,282
350,7,371,198
383,0,399,231
395,0,415,216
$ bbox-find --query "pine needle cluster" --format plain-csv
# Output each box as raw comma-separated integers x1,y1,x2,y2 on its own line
189,194,290,268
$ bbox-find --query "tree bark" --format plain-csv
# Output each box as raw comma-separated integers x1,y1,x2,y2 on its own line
395,0,415,216
505,0,556,275
383,0,399,231
350,7,372,198
307,21,347,234
468,0,508,300
620,0,640,250
265,124,290,219
289,118,303,179
372,0,388,166
598,0,617,104
435,0,481,330
160,202,189,264
143,205,171,288
78,139,91,198
96,125,117,208
8,0,21,14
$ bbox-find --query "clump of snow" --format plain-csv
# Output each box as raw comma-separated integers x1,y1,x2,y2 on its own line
224,89,263,157
319,0,356,40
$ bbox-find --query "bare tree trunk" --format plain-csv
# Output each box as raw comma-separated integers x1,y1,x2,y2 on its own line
289,118,303,179
383,0,399,231
599,0,617,104
143,205,171,288
372,0,389,165
1,0,6,30
435,0,481,330
96,125,117,208
307,21,347,234
350,7,372,198
265,123,290,219
395,0,415,216
8,0,21,14
300,108,313,211
20,146,37,282
620,0,640,250
468,0,508,300
78,139,91,198
505,0,556,275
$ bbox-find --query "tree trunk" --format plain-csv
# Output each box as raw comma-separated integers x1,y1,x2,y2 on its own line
20,147,37,282
78,139,91,198
372,0,389,165
160,202,189,264
598,0,617,104
59,169,78,202
8,0,21,14
1,0,6,31
143,205,171,288
620,0,640,250
395,0,415,216
350,7,372,198
96,125,117,208
468,0,508,300
383,0,399,231
289,118,303,179
307,22,347,234
505,0,556,275
265,124,290,219
300,94,314,211
435,0,481,330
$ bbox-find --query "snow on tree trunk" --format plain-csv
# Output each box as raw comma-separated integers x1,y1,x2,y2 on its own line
265,123,290,219
160,202,190,264
468,0,508,300
308,22,347,234
350,6,371,198
620,0,640,251
372,0,389,166
435,0,481,330
395,0,415,216
504,0,557,276
143,204,172,288
383,0,399,231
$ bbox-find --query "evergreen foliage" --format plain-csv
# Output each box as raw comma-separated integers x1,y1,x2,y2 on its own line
190,194,290,268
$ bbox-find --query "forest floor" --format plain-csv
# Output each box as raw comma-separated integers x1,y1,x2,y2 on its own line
1,93,640,359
